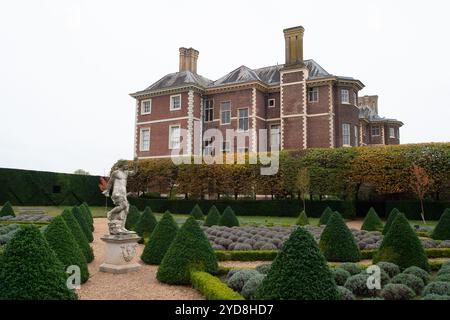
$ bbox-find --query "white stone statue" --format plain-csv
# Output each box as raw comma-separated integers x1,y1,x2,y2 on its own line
102,157,139,235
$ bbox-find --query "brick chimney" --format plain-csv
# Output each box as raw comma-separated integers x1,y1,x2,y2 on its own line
179,47,199,73
283,26,305,66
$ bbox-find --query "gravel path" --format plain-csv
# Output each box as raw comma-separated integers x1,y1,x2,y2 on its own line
78,218,203,300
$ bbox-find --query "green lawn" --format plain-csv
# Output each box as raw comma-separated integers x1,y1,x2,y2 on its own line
10,206,438,229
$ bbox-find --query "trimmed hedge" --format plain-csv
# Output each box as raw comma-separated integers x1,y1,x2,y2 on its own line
157,217,218,284
374,213,429,271
361,207,383,232
218,206,239,227
44,215,89,283
204,206,221,227
141,211,178,265
72,206,93,243
190,271,244,300
216,250,277,261
318,207,333,226
255,227,338,300
0,201,15,217
135,207,157,238
295,211,309,226
432,208,450,240
383,208,400,235
61,208,94,263
80,203,94,231
0,226,77,300
125,205,141,231
319,212,360,262
190,204,204,220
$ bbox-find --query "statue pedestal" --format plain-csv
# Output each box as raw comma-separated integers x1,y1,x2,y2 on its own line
99,234,141,274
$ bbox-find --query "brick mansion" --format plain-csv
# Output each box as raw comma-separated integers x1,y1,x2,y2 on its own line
130,26,403,159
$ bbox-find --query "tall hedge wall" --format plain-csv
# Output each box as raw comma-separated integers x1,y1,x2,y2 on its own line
0,168,106,206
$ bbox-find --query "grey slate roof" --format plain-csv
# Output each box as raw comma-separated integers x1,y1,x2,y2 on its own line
359,106,403,125
134,59,354,95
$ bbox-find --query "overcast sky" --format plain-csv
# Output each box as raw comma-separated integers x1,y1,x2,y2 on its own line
1,0,449,176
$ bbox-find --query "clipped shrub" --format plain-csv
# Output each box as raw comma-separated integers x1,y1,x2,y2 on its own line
422,294,450,300
0,226,77,300
344,273,378,297
44,215,89,284
0,201,15,217
255,263,271,275
403,266,430,285
383,208,400,235
125,205,141,231
190,204,205,221
376,262,400,278
72,206,93,243
381,283,415,300
204,206,221,227
318,207,333,226
435,274,450,283
190,271,244,300
157,217,218,284
141,211,178,265
61,208,94,263
390,273,424,295
80,203,94,231
218,207,239,227
339,262,362,276
319,212,360,262
135,207,158,239
373,213,429,271
337,286,355,300
255,227,338,300
227,269,260,292
431,208,450,240
361,207,383,232
331,268,352,286
242,273,265,300
295,210,309,226
422,281,450,296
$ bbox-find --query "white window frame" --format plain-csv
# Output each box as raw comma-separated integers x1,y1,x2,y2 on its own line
389,127,396,138
139,128,150,151
221,141,231,153
204,99,214,122
354,126,359,147
203,137,215,156
353,92,357,106
238,108,249,132
169,125,181,149
371,125,380,137
170,94,182,111
268,98,276,108
220,101,231,125
308,87,319,103
342,123,351,147
270,124,281,149
141,99,152,115
341,89,350,104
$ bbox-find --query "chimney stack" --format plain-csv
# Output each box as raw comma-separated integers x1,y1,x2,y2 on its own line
179,47,199,73
283,26,305,66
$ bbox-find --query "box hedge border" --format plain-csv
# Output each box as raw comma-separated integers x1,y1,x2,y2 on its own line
190,271,244,300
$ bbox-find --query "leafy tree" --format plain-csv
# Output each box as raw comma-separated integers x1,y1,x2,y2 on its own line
296,167,310,214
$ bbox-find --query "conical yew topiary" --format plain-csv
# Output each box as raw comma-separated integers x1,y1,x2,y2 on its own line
218,206,239,227
296,210,310,226
383,208,400,235
61,209,94,263
72,206,93,242
318,207,333,226
135,207,158,239
255,227,339,300
319,212,360,262
80,203,94,231
374,213,429,271
432,208,450,240
204,205,221,227
157,216,218,284
190,204,205,220
125,205,141,231
141,211,179,265
361,207,384,232
0,201,15,217
0,226,77,300
44,215,89,283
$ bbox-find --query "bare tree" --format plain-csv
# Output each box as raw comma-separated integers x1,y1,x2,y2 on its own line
296,167,310,214
410,164,433,224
